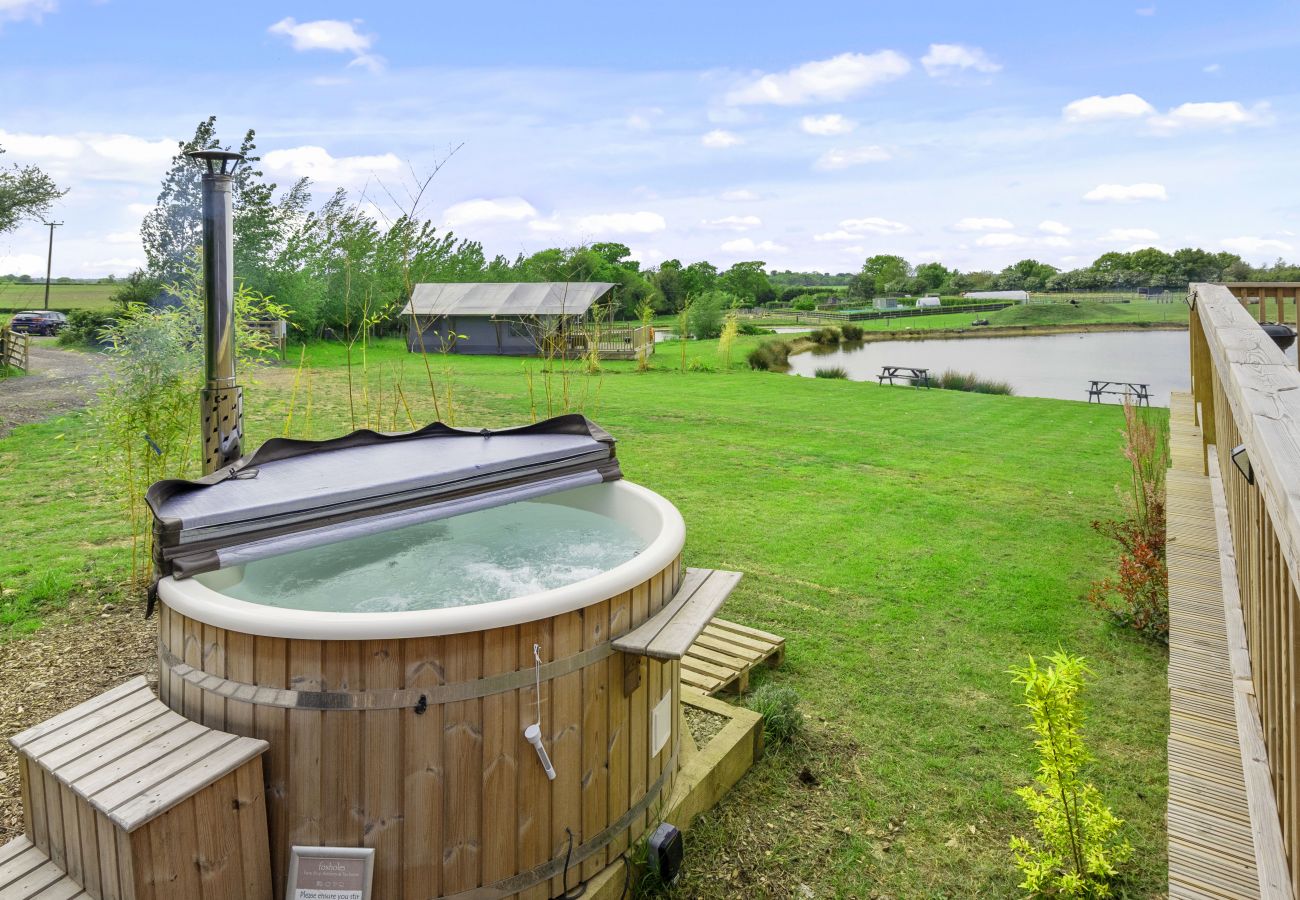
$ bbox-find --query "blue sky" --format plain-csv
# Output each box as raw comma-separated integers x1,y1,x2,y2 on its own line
1,0,1298,277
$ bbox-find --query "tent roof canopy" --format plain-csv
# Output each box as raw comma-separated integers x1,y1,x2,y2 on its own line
401,282,616,318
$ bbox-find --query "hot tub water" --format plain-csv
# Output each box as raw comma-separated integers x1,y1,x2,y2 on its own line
216,501,647,613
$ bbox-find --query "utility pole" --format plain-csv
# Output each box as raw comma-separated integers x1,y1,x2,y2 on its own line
41,221,62,310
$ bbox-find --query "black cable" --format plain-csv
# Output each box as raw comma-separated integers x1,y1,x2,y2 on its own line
620,852,632,900
560,826,587,898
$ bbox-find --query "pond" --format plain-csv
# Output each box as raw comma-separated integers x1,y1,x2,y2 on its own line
785,330,1240,406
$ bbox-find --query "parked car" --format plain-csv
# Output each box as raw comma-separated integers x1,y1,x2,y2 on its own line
7,310,68,335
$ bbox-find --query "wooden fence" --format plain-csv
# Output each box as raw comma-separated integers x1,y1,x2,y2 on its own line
1188,281,1300,895
1,329,29,371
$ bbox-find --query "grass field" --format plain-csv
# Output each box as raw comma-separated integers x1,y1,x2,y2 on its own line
0,337,1168,897
0,282,117,314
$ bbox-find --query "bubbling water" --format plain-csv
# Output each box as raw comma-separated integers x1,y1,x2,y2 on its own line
219,501,647,613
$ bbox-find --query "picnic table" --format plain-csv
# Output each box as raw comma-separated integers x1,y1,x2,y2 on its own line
878,365,930,388
1087,380,1151,405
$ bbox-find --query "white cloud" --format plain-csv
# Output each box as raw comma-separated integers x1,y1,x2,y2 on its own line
814,145,891,170
1204,63,1222,74
262,146,401,185
1136,5,1156,14
442,196,538,227
1041,236,1072,248
954,216,1014,231
1062,93,1156,122
814,230,860,242
840,216,909,235
1150,100,1271,131
921,44,1001,77
0,130,81,158
526,219,565,234
975,233,1029,247
0,0,54,26
702,215,762,231
268,18,383,71
269,17,372,54
1102,227,1160,242
1221,236,1294,257
1083,182,1168,203
0,253,47,276
0,129,178,181
840,246,868,256
726,51,911,106
103,230,140,244
800,114,856,136
575,211,666,234
86,134,174,167
701,129,743,148
719,189,760,202
720,237,787,253
1038,220,1071,236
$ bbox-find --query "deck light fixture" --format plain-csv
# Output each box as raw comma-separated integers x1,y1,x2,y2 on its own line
1231,443,1254,485
186,148,245,474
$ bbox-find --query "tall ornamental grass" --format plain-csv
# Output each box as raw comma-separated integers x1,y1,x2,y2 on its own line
93,259,287,587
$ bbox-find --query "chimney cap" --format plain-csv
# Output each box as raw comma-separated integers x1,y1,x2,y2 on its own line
186,149,245,176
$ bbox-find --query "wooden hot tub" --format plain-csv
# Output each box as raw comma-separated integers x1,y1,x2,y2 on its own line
153,479,687,900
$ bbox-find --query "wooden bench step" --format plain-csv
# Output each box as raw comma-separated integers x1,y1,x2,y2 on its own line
613,568,743,660
0,838,88,899
7,676,273,900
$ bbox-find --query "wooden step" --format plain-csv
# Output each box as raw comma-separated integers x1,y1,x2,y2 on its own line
684,617,785,695
4,676,272,900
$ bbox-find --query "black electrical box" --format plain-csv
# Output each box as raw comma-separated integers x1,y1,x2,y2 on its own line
648,822,683,884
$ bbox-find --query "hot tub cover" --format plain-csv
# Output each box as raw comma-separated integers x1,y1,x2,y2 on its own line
146,415,621,601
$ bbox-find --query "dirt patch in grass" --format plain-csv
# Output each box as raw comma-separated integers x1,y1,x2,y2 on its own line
685,701,730,748
0,598,154,841
0,342,107,437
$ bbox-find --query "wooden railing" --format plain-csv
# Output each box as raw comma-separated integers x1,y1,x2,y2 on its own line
1189,282,1300,895
1,328,29,371
562,325,654,360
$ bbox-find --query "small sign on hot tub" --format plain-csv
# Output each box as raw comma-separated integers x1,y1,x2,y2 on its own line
288,846,374,900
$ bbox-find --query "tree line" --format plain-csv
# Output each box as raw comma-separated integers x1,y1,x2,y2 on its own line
4,117,1296,339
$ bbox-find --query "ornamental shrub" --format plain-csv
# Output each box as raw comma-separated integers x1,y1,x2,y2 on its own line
1009,652,1132,898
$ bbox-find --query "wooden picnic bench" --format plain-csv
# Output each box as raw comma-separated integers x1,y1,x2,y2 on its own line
1087,380,1151,406
878,365,930,388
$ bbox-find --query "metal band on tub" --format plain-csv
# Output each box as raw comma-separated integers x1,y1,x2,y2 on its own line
439,740,680,900
158,639,620,710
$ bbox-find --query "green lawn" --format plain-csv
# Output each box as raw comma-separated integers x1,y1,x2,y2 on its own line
0,337,1168,897
0,282,117,314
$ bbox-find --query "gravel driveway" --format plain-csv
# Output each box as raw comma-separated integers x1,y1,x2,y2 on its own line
0,340,108,437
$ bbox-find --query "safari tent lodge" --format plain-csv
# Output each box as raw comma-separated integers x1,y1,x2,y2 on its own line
400,281,652,360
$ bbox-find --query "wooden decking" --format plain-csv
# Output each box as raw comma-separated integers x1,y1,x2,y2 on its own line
1167,391,1283,898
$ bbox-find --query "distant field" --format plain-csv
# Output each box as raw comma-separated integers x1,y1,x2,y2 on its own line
0,283,117,313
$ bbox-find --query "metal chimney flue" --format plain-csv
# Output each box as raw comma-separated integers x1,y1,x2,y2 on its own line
186,149,245,474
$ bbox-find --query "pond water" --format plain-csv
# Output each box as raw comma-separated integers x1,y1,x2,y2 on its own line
785,330,1227,405
216,501,647,613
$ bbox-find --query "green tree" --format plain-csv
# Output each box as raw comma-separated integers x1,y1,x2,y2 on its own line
718,260,773,306
681,261,718,301
914,261,950,293
650,259,687,311
0,145,66,236
997,259,1058,291
140,116,300,287
859,254,912,295
688,290,730,338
